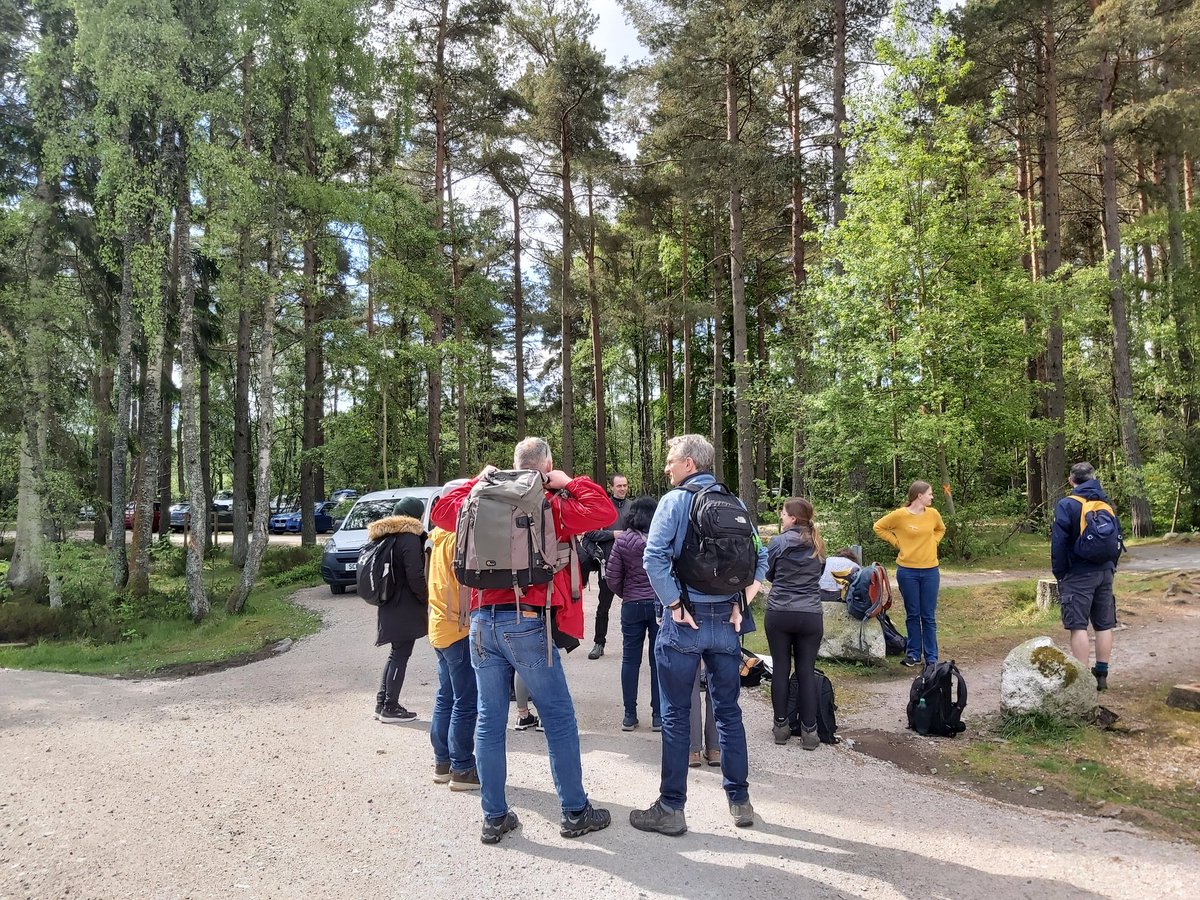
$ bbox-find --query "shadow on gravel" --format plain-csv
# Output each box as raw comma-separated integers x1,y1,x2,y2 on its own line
502,782,1108,899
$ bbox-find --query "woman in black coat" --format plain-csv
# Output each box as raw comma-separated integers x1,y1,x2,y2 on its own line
369,496,429,723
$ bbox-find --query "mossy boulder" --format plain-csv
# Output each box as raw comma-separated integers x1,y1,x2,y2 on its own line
1000,636,1096,720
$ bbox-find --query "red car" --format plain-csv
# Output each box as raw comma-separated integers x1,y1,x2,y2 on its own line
124,502,161,531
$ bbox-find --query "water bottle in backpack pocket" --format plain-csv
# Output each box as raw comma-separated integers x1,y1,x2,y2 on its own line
906,660,967,737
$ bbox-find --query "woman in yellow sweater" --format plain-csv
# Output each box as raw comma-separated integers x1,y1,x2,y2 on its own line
873,480,946,668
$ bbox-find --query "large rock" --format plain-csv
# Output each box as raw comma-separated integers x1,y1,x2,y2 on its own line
1000,637,1096,719
818,601,885,663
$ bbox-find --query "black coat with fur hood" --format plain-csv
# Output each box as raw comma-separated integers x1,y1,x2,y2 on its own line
367,515,429,646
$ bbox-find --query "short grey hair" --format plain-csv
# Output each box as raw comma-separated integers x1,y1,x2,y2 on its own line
1069,461,1095,485
667,434,715,473
514,436,552,470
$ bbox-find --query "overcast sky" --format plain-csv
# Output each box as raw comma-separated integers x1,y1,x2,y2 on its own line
589,0,648,65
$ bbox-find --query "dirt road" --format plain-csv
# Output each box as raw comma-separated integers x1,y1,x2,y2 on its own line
3,582,1199,899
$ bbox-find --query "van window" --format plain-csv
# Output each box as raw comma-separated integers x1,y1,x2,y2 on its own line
341,498,427,531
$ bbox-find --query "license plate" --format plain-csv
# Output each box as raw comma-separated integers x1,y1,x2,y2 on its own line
345,562,357,571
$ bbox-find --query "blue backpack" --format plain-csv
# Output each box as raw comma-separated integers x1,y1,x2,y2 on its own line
1069,495,1125,564
845,562,893,620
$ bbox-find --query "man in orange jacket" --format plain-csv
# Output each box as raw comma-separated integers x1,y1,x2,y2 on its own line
430,436,615,845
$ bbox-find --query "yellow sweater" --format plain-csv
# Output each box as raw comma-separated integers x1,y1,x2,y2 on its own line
873,507,946,569
427,527,469,649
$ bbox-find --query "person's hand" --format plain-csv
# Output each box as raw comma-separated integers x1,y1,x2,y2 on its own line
544,469,571,490
478,463,497,479
744,580,761,604
729,601,743,633
672,604,699,630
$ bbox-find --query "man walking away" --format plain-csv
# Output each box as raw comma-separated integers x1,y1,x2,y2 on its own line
1051,461,1121,691
630,434,767,836
431,437,616,845
587,473,630,659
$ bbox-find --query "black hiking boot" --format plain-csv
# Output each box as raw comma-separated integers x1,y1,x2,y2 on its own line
560,802,611,838
481,811,520,845
1092,666,1108,692
629,799,687,836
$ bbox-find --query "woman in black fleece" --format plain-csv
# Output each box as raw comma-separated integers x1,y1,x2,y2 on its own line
765,497,826,749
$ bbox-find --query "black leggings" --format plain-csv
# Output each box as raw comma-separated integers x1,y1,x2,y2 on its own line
377,640,416,706
765,609,824,729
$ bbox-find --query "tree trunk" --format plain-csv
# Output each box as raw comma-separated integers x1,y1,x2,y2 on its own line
511,190,526,439
681,204,692,432
109,222,136,589
177,130,208,621
711,204,725,483
831,0,847,227
726,58,756,520
560,129,575,472
229,234,279,613
426,0,449,485
1091,2,1153,535
232,302,251,565
94,362,113,547
129,276,165,597
587,177,606,484
1040,1,1066,501
789,67,807,498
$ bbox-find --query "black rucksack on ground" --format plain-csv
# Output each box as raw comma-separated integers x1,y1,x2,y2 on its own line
672,481,759,601
906,660,967,737
879,611,907,656
357,538,393,606
787,668,838,744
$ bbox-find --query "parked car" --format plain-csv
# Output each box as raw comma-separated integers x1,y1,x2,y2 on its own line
329,488,360,503
321,486,441,595
270,501,336,535
169,503,191,532
78,505,96,521
124,502,161,531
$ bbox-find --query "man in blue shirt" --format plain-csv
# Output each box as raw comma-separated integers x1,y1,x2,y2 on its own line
630,434,768,835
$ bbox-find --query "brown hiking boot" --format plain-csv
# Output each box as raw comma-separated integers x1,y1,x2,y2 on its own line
450,767,481,791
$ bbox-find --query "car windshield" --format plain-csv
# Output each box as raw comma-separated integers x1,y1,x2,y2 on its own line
341,498,424,531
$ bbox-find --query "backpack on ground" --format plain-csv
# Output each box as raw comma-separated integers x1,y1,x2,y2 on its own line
356,538,393,606
906,660,967,737
453,469,572,598
845,562,893,621
787,668,839,744
673,481,759,601
1069,494,1126,564
878,611,907,656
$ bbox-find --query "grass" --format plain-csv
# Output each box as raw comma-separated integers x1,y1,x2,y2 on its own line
0,549,324,676
947,699,1200,841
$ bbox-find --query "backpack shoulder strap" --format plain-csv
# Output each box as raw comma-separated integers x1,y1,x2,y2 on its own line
947,661,967,710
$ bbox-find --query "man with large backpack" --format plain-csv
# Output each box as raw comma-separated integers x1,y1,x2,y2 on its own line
629,434,768,836
430,437,616,845
1051,461,1124,691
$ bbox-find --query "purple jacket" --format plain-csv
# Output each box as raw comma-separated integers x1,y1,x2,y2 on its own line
606,529,656,602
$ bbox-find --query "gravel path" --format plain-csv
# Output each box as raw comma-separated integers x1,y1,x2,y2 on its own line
3,582,1199,899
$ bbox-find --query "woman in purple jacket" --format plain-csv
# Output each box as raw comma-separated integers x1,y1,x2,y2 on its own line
605,495,661,731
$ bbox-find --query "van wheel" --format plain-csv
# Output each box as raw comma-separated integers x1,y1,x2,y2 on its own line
330,584,346,595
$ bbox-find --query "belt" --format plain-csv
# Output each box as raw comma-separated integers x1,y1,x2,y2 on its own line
487,602,547,617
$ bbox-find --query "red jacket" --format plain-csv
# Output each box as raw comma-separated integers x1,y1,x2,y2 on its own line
430,474,616,639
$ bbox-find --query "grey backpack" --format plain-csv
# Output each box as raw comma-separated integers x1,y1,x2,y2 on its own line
452,470,572,602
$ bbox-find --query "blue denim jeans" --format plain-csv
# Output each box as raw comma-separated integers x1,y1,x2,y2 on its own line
654,602,749,810
470,607,588,821
620,600,661,721
896,565,940,664
430,637,477,773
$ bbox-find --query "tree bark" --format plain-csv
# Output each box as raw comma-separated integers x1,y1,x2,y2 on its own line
560,122,575,473
831,0,847,227
94,361,113,547
789,67,807,498
1091,3,1153,535
726,58,755,520
711,204,725,483
1040,1,1066,502
511,189,526,439
109,221,136,589
681,204,692,432
587,177,606,483
231,299,251,565
177,129,208,621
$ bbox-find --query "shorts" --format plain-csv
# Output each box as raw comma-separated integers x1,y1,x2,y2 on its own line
1057,568,1117,632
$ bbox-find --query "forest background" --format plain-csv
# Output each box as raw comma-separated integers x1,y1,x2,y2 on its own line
1,0,1198,622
